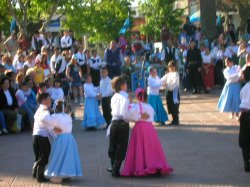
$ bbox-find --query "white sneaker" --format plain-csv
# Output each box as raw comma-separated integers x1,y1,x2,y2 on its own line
2,128,8,134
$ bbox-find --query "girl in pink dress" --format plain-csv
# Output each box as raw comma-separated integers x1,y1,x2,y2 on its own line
121,88,173,177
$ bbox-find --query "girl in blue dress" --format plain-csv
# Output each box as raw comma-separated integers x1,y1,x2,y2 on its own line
82,74,106,129
218,57,242,119
43,100,82,183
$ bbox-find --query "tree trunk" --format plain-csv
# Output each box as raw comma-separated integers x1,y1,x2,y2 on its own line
238,4,248,33
200,0,217,41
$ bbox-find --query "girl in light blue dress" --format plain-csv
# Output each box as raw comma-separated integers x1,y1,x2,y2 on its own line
43,100,82,183
82,74,106,129
218,57,242,119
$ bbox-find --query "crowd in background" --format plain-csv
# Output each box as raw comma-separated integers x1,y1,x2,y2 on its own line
0,15,250,135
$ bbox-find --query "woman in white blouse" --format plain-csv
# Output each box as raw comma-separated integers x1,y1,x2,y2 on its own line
202,46,214,93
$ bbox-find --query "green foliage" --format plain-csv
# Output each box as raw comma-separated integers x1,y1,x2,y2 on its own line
138,0,184,41
62,0,133,43
0,1,11,35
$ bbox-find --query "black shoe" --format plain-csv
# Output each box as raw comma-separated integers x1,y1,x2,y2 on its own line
106,166,112,173
244,162,250,172
169,121,179,126
192,90,198,94
111,171,120,177
62,178,72,182
37,176,49,183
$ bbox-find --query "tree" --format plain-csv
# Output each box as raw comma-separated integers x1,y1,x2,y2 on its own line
62,0,132,43
200,0,217,41
5,0,65,36
0,1,11,35
138,0,184,41
232,0,250,33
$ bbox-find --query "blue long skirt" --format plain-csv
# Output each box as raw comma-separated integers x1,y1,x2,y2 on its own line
82,97,106,128
218,82,241,113
148,94,168,123
45,133,82,177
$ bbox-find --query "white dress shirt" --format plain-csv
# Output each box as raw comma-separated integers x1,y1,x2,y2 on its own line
50,87,64,101
147,75,162,95
240,82,250,110
42,113,72,134
123,102,154,123
161,72,180,91
50,54,66,74
33,104,53,137
60,35,72,49
90,56,102,70
76,52,86,66
111,90,128,120
224,65,241,84
100,76,113,97
15,89,27,107
202,53,213,64
4,90,13,106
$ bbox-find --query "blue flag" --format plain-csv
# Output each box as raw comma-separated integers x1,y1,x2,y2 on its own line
10,18,17,33
119,18,130,35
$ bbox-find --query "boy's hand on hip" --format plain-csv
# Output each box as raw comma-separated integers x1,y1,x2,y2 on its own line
54,127,62,134
141,113,149,120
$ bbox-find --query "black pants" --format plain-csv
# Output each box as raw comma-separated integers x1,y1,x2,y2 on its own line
107,65,121,79
102,96,112,126
33,135,51,177
108,120,129,172
189,65,202,92
214,60,224,86
166,90,179,123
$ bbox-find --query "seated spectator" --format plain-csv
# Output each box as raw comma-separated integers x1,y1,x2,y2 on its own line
2,55,16,73
32,59,44,85
15,82,36,126
13,71,25,91
23,55,35,69
0,64,6,80
4,70,16,91
0,77,18,131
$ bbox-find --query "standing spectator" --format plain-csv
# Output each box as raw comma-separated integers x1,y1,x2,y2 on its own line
202,46,214,93
161,39,178,65
3,32,18,59
44,31,56,58
31,31,45,55
119,34,127,55
186,39,202,94
104,40,123,78
90,50,102,87
183,16,196,43
66,54,83,104
17,33,30,55
50,47,65,78
60,30,72,51
76,45,88,76
120,56,134,91
237,39,250,68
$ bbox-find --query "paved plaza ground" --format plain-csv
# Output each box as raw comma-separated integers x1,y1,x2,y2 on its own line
0,89,249,187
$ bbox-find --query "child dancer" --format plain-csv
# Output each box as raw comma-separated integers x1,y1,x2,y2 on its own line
108,76,130,177
82,74,106,129
239,66,250,172
121,88,173,177
50,78,64,103
99,66,113,128
218,57,242,119
43,100,82,183
161,61,180,125
147,67,168,125
32,92,61,183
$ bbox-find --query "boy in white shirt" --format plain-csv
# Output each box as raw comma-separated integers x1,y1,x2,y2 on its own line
32,93,61,182
239,67,250,172
99,66,113,128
